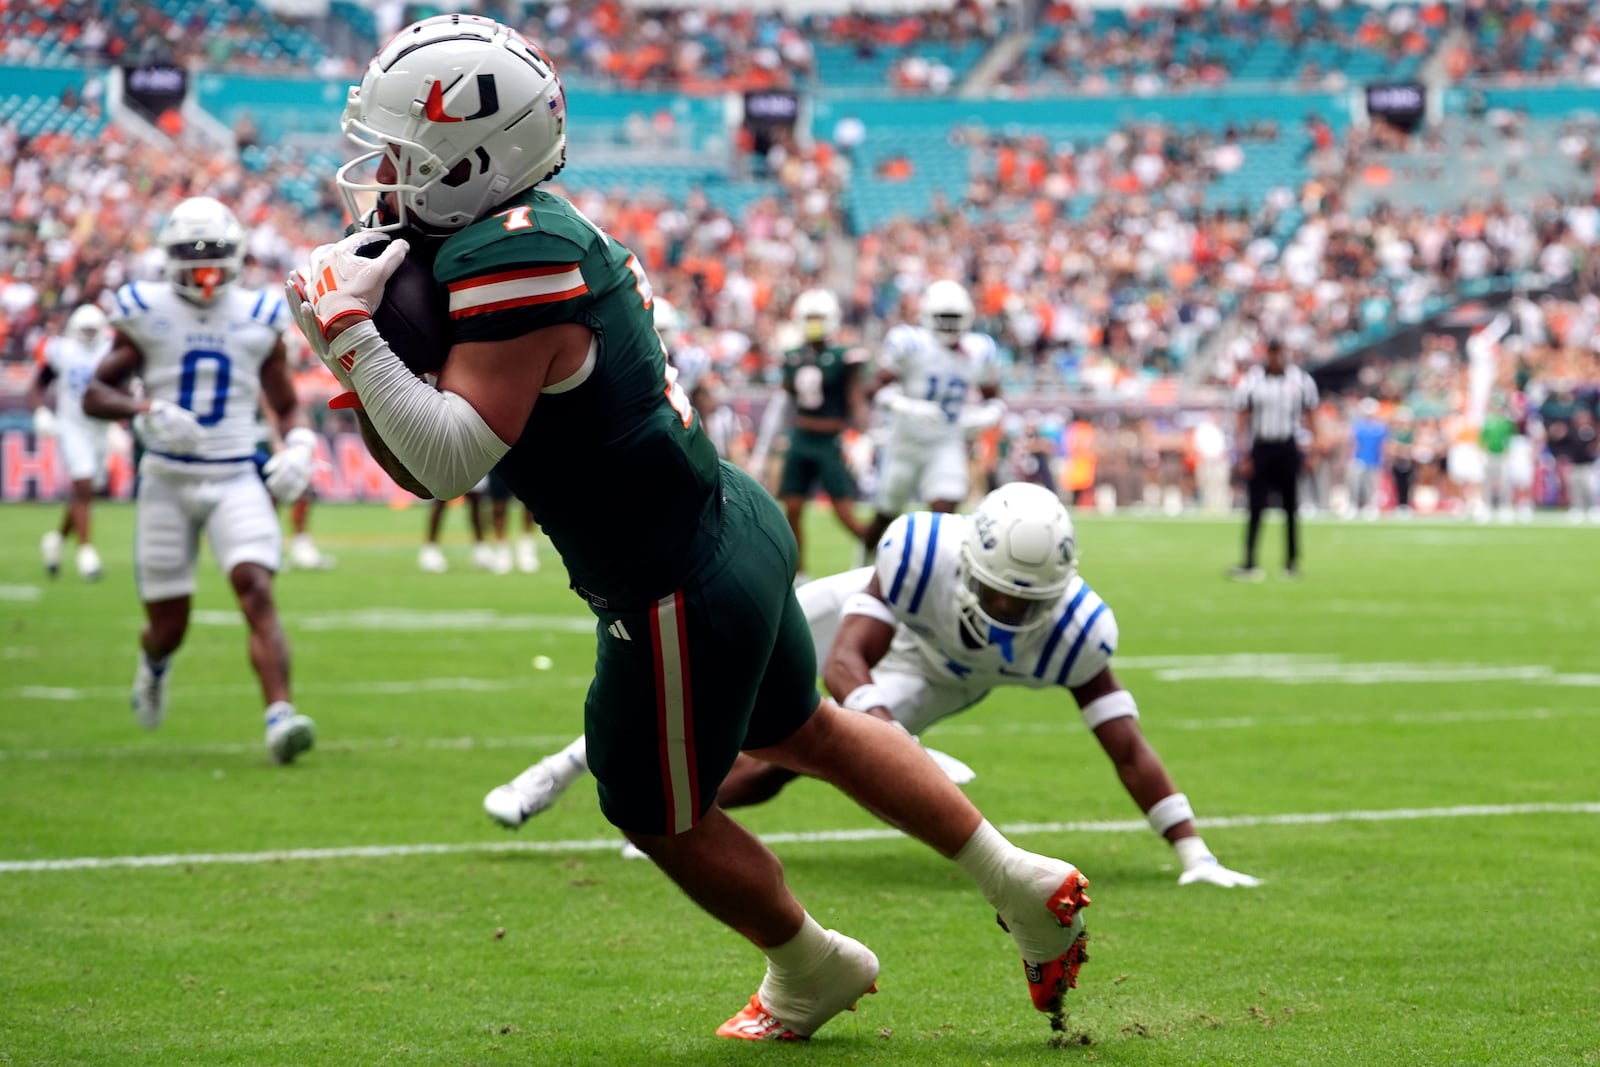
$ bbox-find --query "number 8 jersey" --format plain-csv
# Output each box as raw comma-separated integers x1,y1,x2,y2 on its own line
111,279,287,471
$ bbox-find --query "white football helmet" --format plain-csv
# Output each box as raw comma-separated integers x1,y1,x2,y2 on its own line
919,279,974,347
64,304,109,347
338,14,567,233
793,288,842,343
159,197,244,305
955,482,1077,650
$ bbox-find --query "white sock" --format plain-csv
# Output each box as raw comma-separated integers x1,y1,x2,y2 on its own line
763,914,831,975
953,818,1014,908
954,820,1075,962
265,700,295,725
543,736,589,785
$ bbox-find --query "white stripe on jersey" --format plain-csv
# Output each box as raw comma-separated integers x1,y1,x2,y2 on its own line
446,265,587,318
648,592,698,834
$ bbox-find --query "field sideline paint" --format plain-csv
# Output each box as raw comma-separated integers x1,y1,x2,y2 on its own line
3,802,1597,874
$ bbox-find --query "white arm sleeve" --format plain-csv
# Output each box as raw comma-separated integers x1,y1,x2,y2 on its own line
340,319,510,500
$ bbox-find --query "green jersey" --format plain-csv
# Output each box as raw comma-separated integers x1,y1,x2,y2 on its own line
1481,414,1515,455
434,189,720,607
782,343,858,424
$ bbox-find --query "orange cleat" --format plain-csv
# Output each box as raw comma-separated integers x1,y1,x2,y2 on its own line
997,868,1091,1015
716,995,808,1041
717,931,879,1040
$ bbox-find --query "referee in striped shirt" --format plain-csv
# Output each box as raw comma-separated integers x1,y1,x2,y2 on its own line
1232,339,1318,580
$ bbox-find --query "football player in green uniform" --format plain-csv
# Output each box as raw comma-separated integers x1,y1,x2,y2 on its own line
777,288,869,580
288,14,1092,1040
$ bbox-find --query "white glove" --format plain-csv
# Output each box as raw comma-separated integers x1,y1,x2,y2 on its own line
958,398,1006,432
920,744,977,786
1178,854,1263,888
262,427,317,504
876,384,945,423
301,231,410,340
132,398,203,454
32,406,57,438
285,270,335,366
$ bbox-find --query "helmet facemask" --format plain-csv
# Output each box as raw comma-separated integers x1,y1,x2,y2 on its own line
919,280,974,348
159,197,245,306
953,484,1078,663
794,289,841,344
337,15,568,234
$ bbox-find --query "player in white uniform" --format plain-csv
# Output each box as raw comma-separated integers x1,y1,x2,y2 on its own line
486,482,1259,888
30,304,114,580
862,279,1005,550
81,196,319,764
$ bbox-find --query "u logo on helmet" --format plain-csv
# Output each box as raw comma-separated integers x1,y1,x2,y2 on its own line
424,75,499,123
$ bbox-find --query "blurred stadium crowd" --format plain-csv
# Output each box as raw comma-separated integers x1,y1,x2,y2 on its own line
5,0,1600,517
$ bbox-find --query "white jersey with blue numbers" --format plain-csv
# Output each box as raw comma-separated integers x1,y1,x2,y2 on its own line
111,280,286,473
869,511,1117,693
880,324,999,442
39,334,111,429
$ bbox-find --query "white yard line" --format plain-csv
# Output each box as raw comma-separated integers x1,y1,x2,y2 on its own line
3,703,1594,763
3,802,1596,874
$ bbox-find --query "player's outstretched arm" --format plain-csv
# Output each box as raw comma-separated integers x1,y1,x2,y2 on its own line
259,338,319,504
81,332,146,421
1072,669,1261,888
821,573,899,719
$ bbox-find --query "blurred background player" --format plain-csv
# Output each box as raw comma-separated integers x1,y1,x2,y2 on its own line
30,304,113,581
486,470,540,574
419,484,495,573
863,279,1004,550
81,196,317,764
488,483,1259,889
691,373,750,468
775,288,869,582
286,490,336,569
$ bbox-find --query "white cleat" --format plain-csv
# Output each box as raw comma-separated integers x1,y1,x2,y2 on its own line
289,535,335,570
40,530,63,577
619,840,649,860
418,544,449,573
265,707,316,765
470,542,497,571
491,543,513,575
130,654,171,730
484,762,567,829
75,543,102,581
515,536,540,573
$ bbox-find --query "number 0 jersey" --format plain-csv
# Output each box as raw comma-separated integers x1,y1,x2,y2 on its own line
110,280,286,472
433,189,720,608
860,511,1118,692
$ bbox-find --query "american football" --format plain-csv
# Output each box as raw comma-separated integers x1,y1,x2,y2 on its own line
356,234,450,376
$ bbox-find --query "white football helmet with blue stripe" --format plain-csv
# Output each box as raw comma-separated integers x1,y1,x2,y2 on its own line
956,483,1077,646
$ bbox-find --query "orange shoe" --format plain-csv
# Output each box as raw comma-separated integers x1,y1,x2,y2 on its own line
716,995,808,1041
997,867,1091,1014
717,931,879,1040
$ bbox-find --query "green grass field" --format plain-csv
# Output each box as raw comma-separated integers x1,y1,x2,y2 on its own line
1,501,1597,1066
